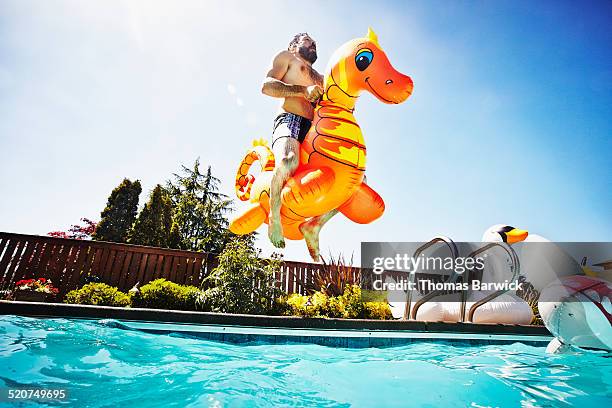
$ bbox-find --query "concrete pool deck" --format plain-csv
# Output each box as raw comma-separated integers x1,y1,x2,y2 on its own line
0,300,553,348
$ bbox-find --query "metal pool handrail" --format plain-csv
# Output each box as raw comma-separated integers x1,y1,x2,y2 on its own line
455,243,499,322
407,241,521,322
410,239,465,320
402,236,459,320
466,242,520,322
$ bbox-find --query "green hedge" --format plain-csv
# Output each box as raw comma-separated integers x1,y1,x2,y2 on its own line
131,279,205,311
65,283,131,307
62,279,392,320
362,301,393,320
285,285,392,320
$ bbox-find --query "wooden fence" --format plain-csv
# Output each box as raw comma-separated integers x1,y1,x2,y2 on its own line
0,232,461,301
0,232,326,298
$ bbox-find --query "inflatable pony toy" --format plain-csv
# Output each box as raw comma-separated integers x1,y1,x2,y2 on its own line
229,29,413,259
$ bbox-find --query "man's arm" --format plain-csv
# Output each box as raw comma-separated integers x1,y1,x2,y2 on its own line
261,51,307,98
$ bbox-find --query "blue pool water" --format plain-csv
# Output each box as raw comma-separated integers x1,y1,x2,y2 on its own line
0,316,611,407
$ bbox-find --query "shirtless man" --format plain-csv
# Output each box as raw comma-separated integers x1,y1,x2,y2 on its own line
262,33,324,249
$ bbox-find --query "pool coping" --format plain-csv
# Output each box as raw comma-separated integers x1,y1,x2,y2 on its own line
0,300,551,345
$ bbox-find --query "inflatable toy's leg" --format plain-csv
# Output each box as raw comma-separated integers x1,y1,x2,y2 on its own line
339,182,385,224
281,218,305,240
299,209,339,262
281,167,335,210
229,203,267,235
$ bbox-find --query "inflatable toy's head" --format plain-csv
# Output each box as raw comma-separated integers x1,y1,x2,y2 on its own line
482,224,529,244
324,28,413,106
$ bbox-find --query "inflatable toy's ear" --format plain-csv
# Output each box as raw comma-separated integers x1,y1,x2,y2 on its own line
367,27,380,47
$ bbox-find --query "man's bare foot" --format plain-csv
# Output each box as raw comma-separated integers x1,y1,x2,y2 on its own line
299,219,322,262
268,220,285,248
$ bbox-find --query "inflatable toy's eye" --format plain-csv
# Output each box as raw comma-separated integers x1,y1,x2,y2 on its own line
355,49,373,71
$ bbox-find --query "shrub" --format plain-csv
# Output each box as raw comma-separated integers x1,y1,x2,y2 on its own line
287,291,330,318
334,284,365,318
285,285,390,319
131,279,204,311
65,283,131,307
268,295,291,316
203,239,284,315
298,253,360,297
363,302,393,320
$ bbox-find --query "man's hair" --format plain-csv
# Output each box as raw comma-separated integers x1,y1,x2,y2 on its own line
288,32,311,51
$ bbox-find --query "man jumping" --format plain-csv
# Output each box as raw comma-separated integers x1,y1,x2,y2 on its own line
261,33,324,249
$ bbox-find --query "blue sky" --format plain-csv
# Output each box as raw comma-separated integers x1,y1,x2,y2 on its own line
1,0,611,262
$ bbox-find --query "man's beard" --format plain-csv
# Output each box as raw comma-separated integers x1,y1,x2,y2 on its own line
298,46,317,64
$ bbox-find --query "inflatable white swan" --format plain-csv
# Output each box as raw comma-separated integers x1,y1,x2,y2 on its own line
407,291,534,324
389,224,534,324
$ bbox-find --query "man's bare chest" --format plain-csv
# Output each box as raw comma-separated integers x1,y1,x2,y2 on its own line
283,59,322,87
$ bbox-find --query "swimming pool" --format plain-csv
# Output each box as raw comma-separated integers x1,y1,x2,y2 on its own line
1,315,610,407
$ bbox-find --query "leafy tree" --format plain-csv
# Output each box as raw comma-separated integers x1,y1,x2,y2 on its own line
202,238,284,315
166,159,234,253
92,178,141,243
48,218,97,240
128,185,175,247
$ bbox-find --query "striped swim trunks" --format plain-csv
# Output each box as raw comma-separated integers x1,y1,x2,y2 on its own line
271,112,312,148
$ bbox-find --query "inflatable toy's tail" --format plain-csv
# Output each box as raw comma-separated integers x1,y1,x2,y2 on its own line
235,138,275,201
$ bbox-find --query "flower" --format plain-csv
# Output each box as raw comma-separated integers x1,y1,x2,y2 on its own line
13,277,58,296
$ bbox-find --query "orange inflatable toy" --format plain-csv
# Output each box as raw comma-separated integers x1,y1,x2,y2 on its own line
230,29,413,248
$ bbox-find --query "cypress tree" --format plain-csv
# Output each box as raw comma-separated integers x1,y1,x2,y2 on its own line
128,185,174,248
92,178,142,243
166,159,233,253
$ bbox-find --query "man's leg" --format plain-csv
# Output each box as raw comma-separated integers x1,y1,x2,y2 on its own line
268,136,299,248
299,209,339,262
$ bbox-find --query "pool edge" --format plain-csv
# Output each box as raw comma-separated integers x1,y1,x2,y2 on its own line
0,300,551,346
